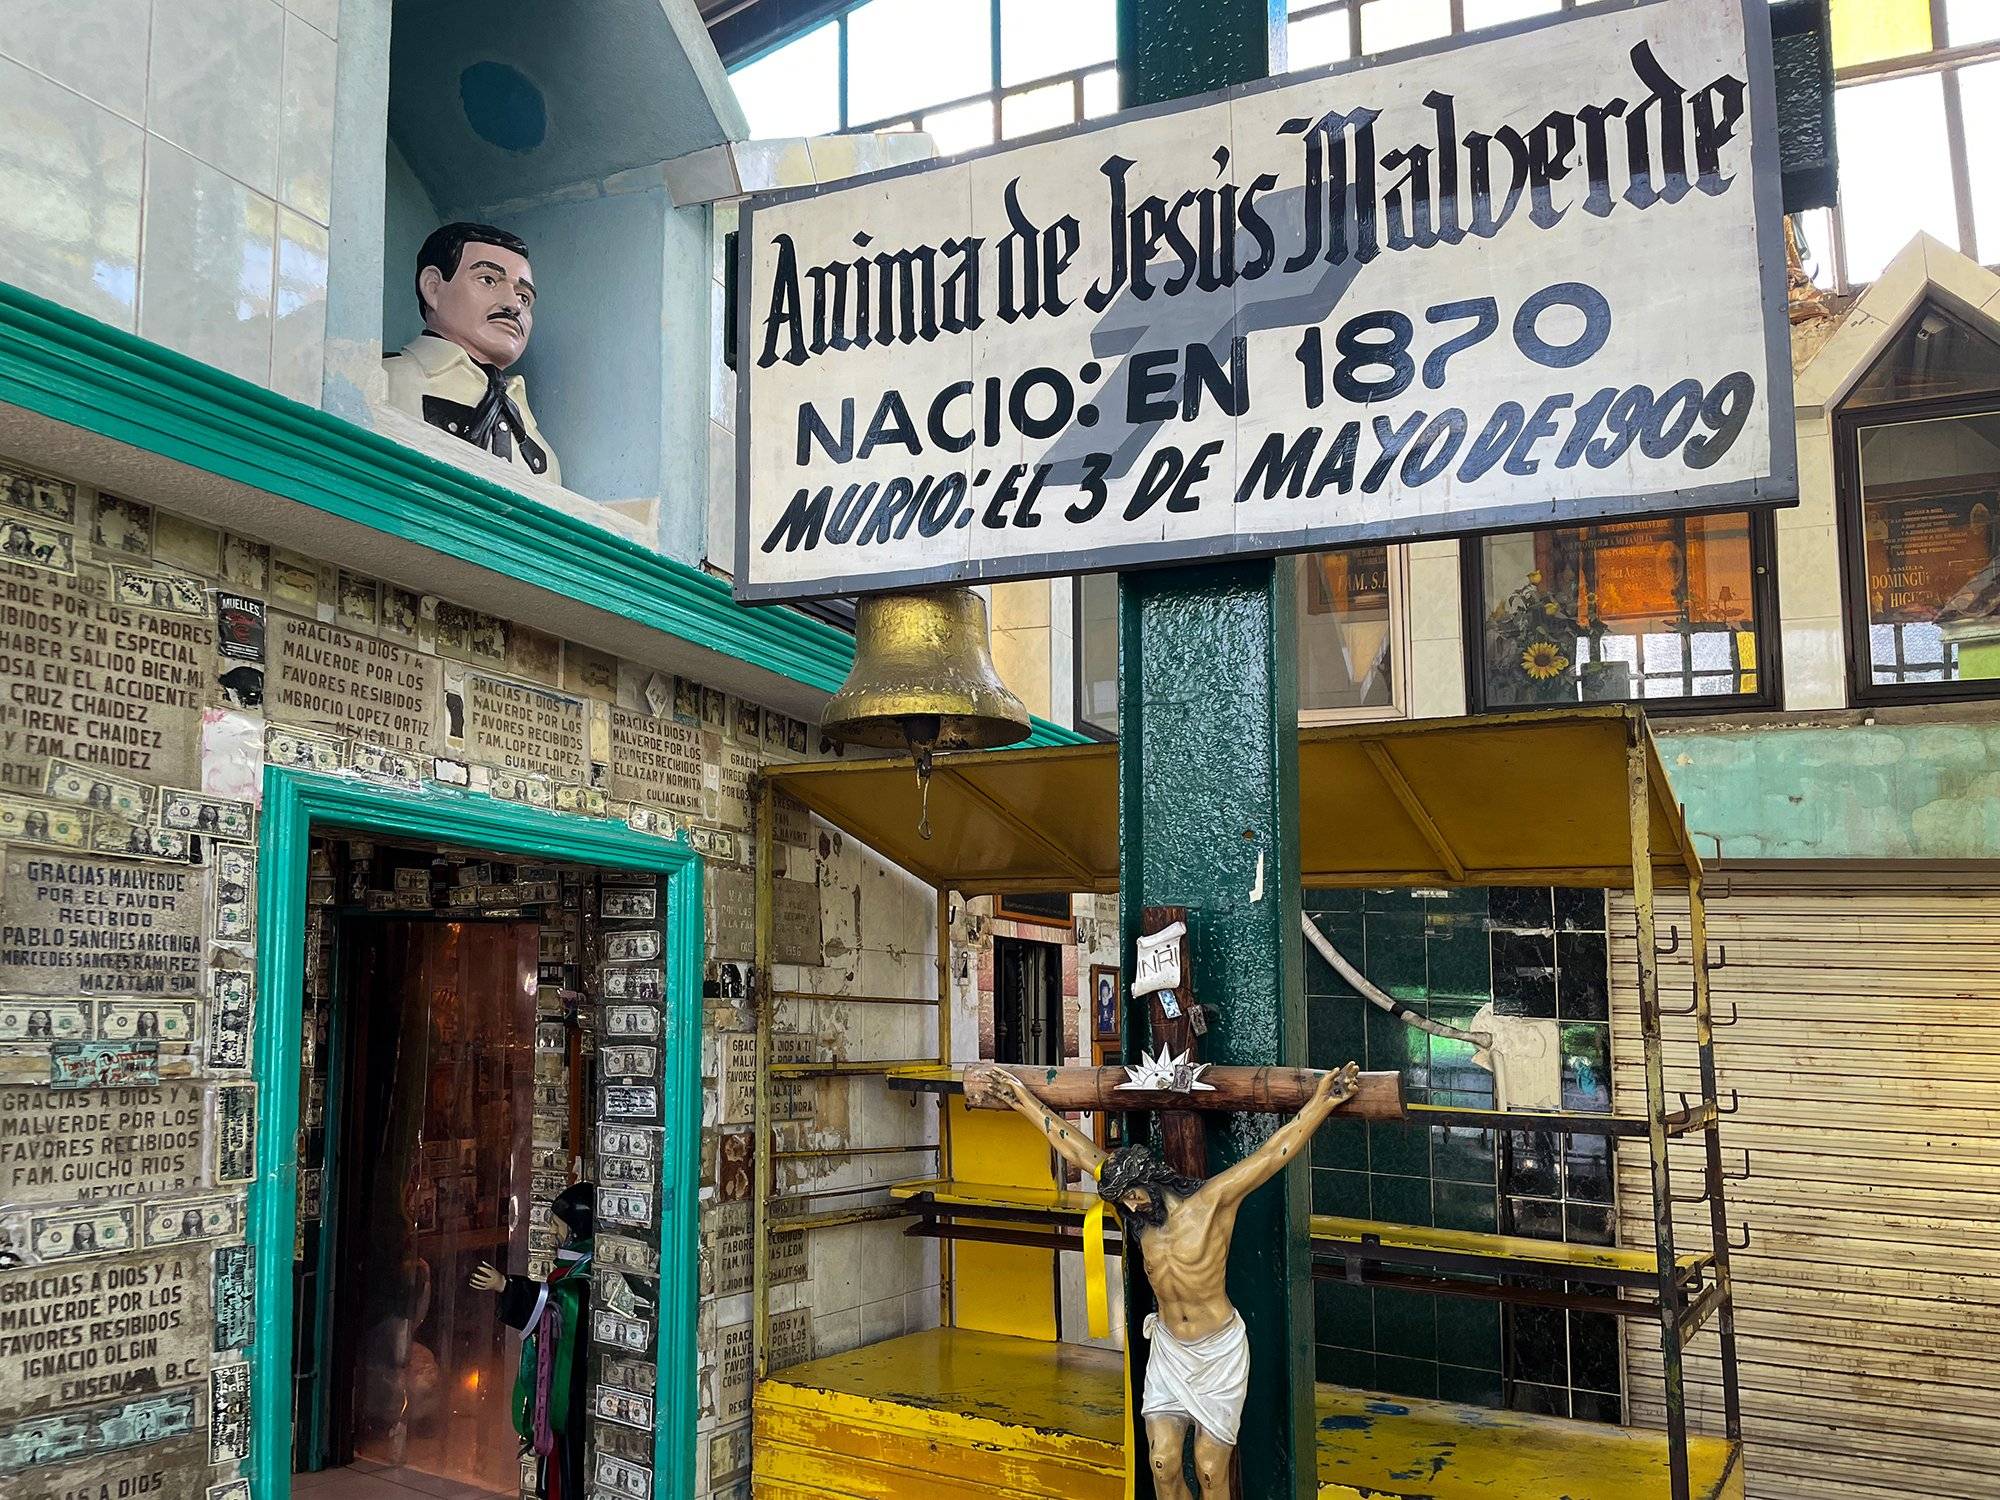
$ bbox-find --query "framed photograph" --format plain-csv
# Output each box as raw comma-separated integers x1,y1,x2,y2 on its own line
1090,963,1120,1044
995,891,1073,929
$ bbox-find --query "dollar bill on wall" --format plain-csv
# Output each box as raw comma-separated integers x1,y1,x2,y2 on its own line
593,1387,655,1430
213,845,255,940
110,565,207,617
0,1000,89,1042
19,1204,139,1262
0,1388,199,1472
88,815,194,861
590,1309,653,1357
50,1040,160,1089
0,795,86,850
600,887,658,921
0,459,76,525
207,970,253,1071
596,1188,654,1229
213,1084,256,1184
601,1085,660,1122
141,1195,241,1248
601,967,663,1001
602,930,662,964
208,1362,250,1464
213,1242,255,1352
96,1000,196,1045
600,1005,662,1039
44,759,152,821
0,516,75,573
265,724,346,773
158,789,253,841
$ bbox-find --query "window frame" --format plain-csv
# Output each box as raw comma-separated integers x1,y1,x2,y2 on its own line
1070,546,1411,740
1799,0,2000,292
1456,510,1785,718
729,0,1120,152
1834,385,2000,705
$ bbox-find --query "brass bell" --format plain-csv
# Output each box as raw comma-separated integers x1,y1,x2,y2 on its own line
822,588,1032,836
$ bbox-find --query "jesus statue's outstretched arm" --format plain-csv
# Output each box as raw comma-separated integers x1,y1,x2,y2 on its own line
1200,1062,1360,1210
971,1064,1110,1178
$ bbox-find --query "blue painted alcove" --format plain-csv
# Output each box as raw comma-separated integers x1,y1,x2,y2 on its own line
375,0,746,562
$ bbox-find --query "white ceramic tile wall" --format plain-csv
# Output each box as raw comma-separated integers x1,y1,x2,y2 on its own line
148,0,283,197
0,54,145,329
278,13,339,224
0,0,152,120
2,0,333,395
139,140,278,382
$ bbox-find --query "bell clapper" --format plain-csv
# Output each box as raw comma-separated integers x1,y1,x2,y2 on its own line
816,588,1033,841
912,740,935,840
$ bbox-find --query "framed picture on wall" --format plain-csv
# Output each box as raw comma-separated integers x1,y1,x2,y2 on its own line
995,892,1074,929
1090,963,1120,1044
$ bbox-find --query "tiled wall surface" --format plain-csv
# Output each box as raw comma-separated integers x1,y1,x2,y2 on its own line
0,444,939,1500
1305,886,1622,1420
0,0,336,400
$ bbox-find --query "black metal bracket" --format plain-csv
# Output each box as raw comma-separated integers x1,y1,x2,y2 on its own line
1727,1223,1753,1250
1708,942,1729,971
1655,925,1681,956
1722,1149,1753,1182
1676,1089,1742,1118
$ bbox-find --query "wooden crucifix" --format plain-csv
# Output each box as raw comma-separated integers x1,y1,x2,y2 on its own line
963,916,1404,1500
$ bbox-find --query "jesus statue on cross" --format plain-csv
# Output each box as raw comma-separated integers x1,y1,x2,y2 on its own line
970,1060,1364,1499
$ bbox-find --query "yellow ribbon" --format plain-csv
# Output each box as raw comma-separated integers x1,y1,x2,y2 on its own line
1085,1160,1111,1340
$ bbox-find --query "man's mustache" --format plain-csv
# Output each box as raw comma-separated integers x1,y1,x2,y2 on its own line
486,308,523,328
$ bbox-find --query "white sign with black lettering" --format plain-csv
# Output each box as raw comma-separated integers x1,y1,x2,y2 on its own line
735,0,1791,601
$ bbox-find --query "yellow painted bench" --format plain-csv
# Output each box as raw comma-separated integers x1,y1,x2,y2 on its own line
753,1328,1744,1499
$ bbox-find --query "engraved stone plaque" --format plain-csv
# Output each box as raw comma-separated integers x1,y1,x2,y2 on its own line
606,709,705,817
0,1084,206,1204
772,877,824,967
0,1246,210,1416
706,864,755,961
465,675,589,783
269,615,440,753
0,854,203,998
0,566,210,794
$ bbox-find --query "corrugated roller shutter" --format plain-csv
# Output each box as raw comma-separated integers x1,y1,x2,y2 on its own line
1610,883,2000,1500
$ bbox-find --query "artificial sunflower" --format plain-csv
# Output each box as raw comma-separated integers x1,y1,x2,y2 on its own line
1521,641,1570,680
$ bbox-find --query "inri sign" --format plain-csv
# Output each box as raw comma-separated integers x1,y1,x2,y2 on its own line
733,0,1794,603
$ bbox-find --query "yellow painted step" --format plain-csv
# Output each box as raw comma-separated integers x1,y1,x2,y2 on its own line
1314,1386,1744,1500
754,1327,1123,1500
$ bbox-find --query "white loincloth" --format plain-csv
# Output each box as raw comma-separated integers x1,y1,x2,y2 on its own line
1141,1311,1251,1446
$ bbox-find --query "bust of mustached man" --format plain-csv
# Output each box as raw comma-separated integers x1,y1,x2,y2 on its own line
383,222,561,483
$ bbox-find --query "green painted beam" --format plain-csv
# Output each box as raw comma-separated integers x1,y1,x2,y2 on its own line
251,772,707,1500
1115,4,1310,1497
0,281,1086,749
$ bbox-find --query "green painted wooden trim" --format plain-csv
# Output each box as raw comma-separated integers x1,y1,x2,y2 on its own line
252,770,706,1500
0,281,1085,749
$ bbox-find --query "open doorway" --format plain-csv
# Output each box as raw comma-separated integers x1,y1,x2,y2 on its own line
993,935,1063,1066
291,838,611,1500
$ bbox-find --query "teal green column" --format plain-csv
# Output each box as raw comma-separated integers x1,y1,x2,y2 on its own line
1116,7,1306,1496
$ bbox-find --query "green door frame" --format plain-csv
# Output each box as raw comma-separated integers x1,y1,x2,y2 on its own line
249,768,705,1499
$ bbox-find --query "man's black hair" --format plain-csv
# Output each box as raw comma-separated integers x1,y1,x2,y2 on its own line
552,1180,595,1241
415,221,531,316
1097,1144,1203,1228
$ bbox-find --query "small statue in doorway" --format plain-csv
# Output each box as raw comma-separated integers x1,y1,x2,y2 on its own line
384,221,561,482
978,1064,1361,1500
470,1181,593,1500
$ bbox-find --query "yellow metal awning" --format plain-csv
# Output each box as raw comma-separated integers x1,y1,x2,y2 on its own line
760,705,1695,894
